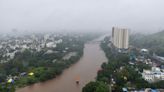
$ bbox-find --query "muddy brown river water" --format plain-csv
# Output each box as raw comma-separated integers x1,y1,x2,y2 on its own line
16,36,108,92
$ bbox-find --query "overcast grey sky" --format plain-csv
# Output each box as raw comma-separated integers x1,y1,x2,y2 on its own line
0,0,164,33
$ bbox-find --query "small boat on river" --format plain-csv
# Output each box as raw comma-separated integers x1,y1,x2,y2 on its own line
75,76,80,84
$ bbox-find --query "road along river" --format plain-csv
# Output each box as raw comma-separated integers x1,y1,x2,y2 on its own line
16,36,108,92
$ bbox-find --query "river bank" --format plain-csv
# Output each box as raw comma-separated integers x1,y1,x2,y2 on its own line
16,36,108,92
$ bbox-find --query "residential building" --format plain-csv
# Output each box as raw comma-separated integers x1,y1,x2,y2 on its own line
142,67,164,82
112,27,129,50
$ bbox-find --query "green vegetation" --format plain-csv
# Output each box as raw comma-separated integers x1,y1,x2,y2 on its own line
130,31,164,56
104,37,164,90
82,81,109,92
0,33,101,92
99,40,144,91
83,36,164,92
0,84,15,92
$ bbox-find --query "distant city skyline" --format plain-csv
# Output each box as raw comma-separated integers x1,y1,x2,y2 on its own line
0,0,164,33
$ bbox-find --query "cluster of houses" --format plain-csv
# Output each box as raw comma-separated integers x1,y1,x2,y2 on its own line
0,33,84,87
138,49,164,83
129,48,164,83
142,66,164,82
0,34,64,63
6,72,34,84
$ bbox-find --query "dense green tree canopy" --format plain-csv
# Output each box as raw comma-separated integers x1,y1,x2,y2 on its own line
82,81,109,92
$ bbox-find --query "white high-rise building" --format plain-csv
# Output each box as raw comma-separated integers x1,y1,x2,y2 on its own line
112,27,129,49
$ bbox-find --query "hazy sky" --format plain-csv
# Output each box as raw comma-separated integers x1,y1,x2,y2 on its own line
0,0,164,33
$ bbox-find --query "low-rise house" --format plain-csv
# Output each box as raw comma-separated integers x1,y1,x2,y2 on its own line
142,67,164,82
46,42,56,48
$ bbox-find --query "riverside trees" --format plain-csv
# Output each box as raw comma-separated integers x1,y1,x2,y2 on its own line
82,81,109,92
0,33,100,91
83,36,164,92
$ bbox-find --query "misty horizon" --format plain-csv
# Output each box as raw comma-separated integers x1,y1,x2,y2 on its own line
0,0,164,33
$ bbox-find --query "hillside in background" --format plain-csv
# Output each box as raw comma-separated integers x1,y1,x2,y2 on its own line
130,30,164,56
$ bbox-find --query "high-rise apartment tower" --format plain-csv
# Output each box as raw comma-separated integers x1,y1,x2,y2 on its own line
112,27,129,49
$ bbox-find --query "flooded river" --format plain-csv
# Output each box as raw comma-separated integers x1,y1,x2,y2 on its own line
16,36,108,92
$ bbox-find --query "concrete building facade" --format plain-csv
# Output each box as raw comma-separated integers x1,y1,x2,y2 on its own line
112,27,129,49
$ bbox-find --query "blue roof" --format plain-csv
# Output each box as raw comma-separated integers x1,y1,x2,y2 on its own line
151,89,158,92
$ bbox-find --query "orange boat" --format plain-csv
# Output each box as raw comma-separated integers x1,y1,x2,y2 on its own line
75,76,80,84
